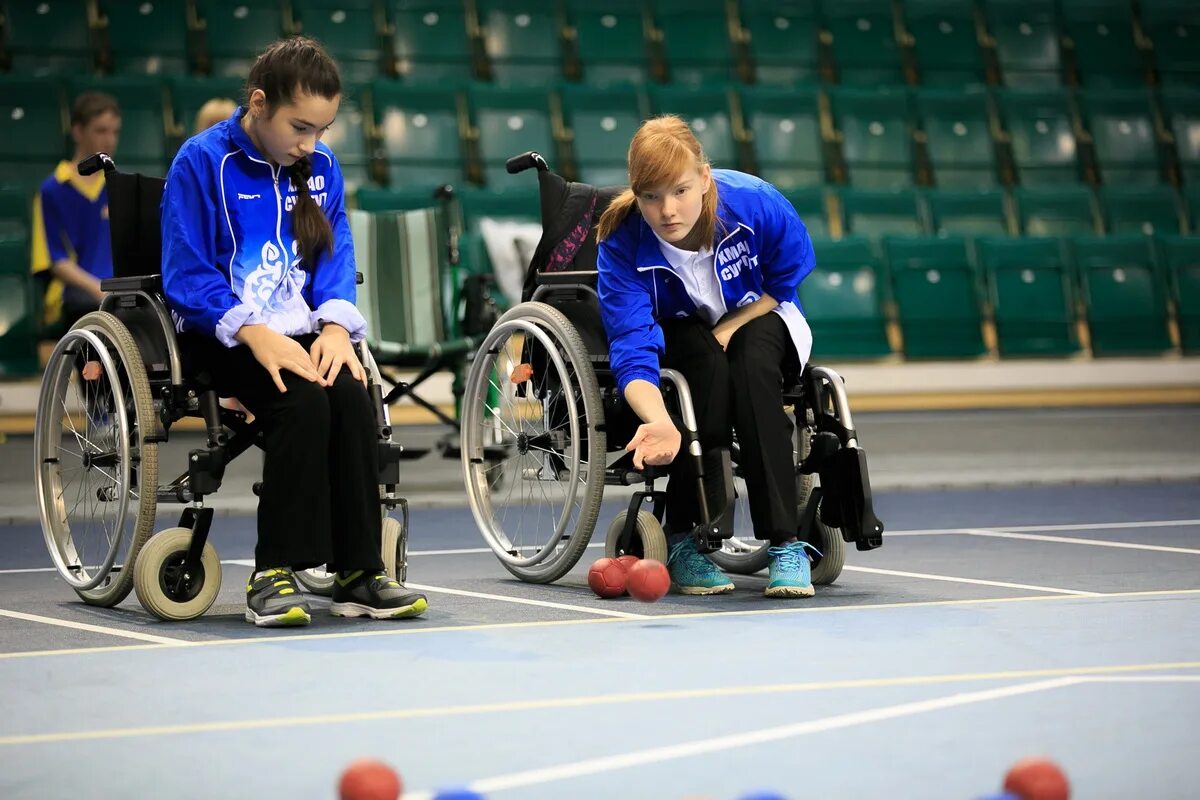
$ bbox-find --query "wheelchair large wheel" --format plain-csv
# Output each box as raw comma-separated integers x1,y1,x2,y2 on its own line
710,424,845,585
34,312,159,607
461,302,606,583
133,527,221,621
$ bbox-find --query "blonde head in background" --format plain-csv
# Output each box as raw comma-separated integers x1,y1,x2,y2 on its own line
194,98,238,133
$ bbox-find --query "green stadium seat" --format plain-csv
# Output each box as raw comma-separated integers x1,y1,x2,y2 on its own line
194,0,284,77
4,0,94,74
1099,186,1184,235
0,185,33,243
1157,234,1200,353
838,188,928,239
321,82,371,191
654,0,735,86
170,76,244,138
0,77,68,188
559,84,645,188
799,237,892,359
926,188,1011,236
1078,89,1164,185
822,0,903,85
829,87,914,188
292,0,387,82
995,89,1081,184
565,0,650,86
389,0,472,82
781,187,830,240
468,85,556,187
740,85,823,190
647,85,738,170
903,0,986,86
477,0,564,85
1070,234,1171,355
0,240,39,377
737,0,819,86
913,88,998,188
68,76,171,176
976,236,1080,356
1160,89,1200,186
884,235,987,358
1188,185,1200,232
372,80,466,189
356,186,446,211
982,0,1062,86
1141,1,1200,88
1058,0,1143,87
101,0,191,75
1015,186,1100,236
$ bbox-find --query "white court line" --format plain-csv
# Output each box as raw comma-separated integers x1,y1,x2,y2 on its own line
0,608,186,645
403,678,1086,800
1086,675,1200,684
889,519,1200,537
4,520,1198,576
405,583,648,620
961,529,1200,555
842,565,1099,596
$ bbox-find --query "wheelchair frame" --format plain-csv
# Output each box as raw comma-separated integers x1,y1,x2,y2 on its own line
33,153,414,620
458,153,884,586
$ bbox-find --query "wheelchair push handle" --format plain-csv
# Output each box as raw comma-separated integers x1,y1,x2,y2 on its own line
506,151,550,174
79,152,117,176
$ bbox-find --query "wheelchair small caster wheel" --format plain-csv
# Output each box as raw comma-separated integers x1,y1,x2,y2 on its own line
381,515,407,582
133,527,222,621
604,510,668,562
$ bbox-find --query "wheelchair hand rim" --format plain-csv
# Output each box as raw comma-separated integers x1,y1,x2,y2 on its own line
35,326,135,591
462,317,584,567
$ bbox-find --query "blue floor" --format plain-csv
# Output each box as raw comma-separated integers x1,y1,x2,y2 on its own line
1,482,1199,799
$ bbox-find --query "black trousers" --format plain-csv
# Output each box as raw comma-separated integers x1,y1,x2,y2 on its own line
660,314,800,546
179,332,384,573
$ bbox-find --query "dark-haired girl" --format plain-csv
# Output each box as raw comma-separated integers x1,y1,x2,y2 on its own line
161,37,428,626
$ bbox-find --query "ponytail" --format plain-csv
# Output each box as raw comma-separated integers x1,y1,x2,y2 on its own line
288,155,332,267
595,189,639,242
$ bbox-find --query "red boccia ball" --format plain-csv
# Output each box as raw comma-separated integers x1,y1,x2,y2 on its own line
626,559,670,602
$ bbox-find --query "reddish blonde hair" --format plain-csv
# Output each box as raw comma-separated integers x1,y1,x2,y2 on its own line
595,115,719,245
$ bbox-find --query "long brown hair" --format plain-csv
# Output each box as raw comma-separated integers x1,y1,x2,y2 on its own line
244,37,341,268
595,115,719,245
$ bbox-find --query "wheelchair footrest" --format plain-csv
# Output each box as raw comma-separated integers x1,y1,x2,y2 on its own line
818,446,885,551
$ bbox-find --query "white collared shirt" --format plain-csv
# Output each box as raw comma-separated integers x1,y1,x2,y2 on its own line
652,231,725,325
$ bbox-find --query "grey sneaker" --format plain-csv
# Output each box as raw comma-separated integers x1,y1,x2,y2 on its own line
330,571,429,619
245,568,312,627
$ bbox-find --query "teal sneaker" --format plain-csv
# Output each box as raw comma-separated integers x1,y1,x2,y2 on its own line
667,538,735,595
765,541,818,598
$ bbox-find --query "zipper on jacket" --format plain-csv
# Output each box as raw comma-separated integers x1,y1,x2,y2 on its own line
269,163,289,270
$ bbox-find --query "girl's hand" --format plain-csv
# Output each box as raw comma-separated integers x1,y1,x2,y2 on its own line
238,325,326,393
310,323,366,386
625,418,682,470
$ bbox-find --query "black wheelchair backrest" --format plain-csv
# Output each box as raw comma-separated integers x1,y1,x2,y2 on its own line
82,153,165,279
109,170,166,279
521,166,624,302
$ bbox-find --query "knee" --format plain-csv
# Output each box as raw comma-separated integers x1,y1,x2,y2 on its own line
727,329,781,382
326,371,375,427
280,379,330,430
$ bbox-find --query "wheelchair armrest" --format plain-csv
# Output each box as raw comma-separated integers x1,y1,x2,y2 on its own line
101,274,163,293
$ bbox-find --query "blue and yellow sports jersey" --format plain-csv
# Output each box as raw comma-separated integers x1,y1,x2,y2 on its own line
30,160,113,323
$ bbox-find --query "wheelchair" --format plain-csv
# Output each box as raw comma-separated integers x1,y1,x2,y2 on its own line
33,154,412,621
459,153,885,585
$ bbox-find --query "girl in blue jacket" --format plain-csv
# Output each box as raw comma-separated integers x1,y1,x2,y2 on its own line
596,115,818,599
161,38,427,626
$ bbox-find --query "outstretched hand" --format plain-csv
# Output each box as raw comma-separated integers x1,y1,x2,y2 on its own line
625,418,682,470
